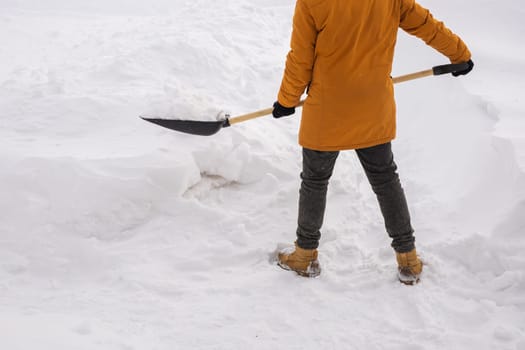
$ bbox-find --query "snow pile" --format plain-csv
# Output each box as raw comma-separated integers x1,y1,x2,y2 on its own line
1,0,524,349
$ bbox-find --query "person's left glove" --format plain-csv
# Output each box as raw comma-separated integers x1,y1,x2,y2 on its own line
272,101,295,118
452,59,474,77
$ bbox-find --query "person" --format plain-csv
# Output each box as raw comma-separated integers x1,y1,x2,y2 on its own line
272,0,473,284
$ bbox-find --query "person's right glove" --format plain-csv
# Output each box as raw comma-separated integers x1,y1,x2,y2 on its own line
272,101,295,118
452,59,474,77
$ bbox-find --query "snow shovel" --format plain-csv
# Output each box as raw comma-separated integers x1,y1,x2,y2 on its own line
141,62,469,136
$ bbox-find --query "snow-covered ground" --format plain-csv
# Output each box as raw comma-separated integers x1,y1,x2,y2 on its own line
1,0,524,349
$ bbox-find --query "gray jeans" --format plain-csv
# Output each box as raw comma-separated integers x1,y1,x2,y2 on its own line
296,142,415,253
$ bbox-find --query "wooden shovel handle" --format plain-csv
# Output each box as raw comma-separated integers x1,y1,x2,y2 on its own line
392,69,433,84
228,63,466,125
228,101,305,125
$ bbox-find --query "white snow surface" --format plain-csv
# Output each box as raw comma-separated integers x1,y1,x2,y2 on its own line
1,0,524,349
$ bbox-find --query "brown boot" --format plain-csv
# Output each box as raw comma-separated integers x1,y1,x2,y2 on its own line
396,249,423,285
277,243,320,277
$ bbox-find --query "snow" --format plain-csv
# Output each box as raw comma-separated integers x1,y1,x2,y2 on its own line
1,0,524,349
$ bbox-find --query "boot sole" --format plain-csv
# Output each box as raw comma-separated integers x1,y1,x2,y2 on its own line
277,261,321,278
398,273,420,285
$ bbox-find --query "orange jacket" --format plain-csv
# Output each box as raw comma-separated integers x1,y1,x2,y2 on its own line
278,0,471,151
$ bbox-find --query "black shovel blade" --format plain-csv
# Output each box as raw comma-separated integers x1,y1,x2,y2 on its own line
141,117,230,136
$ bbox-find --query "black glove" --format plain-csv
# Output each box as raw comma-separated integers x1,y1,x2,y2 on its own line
452,59,474,77
272,101,295,118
